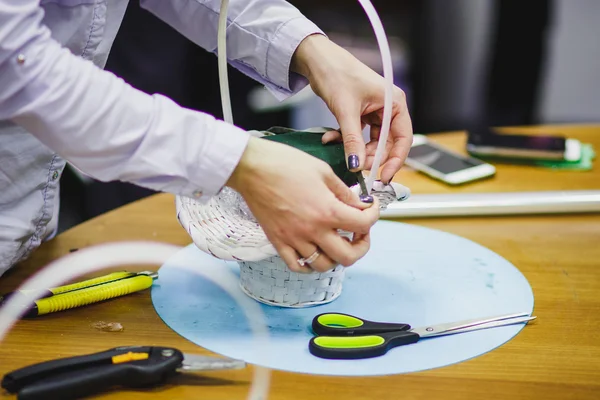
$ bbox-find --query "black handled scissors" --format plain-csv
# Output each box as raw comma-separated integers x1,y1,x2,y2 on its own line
1,346,245,400
308,312,536,359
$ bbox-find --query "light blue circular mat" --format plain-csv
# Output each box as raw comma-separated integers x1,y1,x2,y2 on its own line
151,220,534,376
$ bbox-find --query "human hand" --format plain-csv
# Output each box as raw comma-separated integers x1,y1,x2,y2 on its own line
292,34,413,184
226,136,379,273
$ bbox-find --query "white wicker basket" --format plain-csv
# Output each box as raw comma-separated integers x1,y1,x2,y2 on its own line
176,179,410,307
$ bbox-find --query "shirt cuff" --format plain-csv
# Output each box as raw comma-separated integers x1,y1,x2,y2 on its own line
264,17,326,101
180,121,251,203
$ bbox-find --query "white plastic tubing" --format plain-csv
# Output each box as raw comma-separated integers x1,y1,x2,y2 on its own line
217,0,395,194
0,242,272,400
218,0,234,125
356,0,394,193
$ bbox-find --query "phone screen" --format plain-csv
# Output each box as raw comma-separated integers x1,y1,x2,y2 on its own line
469,132,566,151
408,144,484,174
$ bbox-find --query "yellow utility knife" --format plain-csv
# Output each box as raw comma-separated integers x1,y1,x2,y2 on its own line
0,271,158,317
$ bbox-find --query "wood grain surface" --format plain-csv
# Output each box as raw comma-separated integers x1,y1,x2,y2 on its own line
1,124,599,399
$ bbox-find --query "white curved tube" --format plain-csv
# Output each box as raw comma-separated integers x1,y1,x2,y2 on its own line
357,0,394,193
217,1,394,194
0,241,271,400
218,0,234,124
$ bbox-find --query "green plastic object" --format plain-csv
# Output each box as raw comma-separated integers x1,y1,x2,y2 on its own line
258,126,359,187
535,143,596,170
473,142,596,171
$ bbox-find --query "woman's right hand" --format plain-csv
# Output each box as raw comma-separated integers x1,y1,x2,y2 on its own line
226,136,380,273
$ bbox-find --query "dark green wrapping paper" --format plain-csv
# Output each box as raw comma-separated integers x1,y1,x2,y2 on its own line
260,127,359,187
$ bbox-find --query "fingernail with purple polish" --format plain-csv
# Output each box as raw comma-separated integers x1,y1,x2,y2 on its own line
348,154,359,170
360,194,374,203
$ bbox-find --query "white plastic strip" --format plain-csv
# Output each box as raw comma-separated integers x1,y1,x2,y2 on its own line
379,190,600,218
357,0,394,193
218,0,234,124
217,0,394,194
0,241,271,400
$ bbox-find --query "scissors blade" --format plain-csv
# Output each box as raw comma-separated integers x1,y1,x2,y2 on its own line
412,312,535,338
356,172,369,196
178,354,246,372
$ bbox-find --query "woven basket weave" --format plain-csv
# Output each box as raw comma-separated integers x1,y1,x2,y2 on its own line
238,255,347,307
176,176,410,307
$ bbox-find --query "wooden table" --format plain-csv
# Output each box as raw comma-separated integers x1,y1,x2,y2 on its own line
1,125,599,399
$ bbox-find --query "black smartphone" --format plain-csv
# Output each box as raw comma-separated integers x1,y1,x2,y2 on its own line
466,130,581,161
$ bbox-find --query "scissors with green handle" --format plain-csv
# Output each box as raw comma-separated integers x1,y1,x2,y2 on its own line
308,312,536,359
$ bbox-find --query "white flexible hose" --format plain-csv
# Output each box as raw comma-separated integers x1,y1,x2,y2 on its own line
218,0,234,124
356,0,394,193
0,242,271,400
217,0,393,194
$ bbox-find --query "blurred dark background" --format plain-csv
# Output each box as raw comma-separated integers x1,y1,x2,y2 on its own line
57,0,600,232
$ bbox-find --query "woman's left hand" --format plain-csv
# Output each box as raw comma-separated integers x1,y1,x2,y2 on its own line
292,34,413,184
